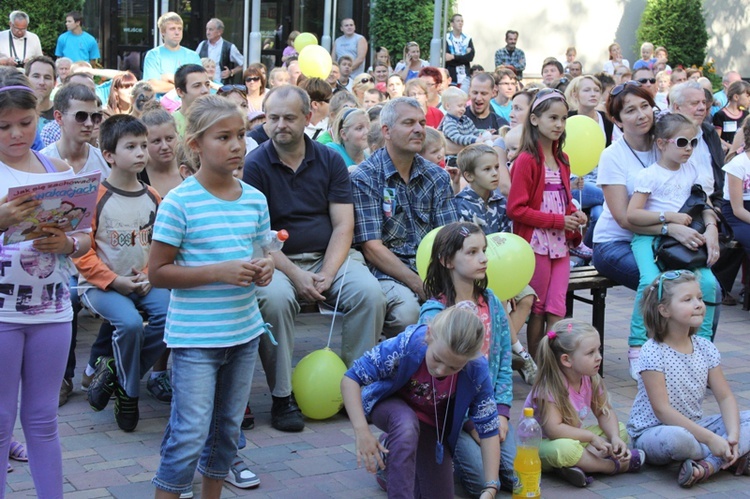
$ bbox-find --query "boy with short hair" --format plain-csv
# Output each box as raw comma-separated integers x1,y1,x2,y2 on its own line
456,142,538,384
172,63,211,136
362,88,384,110
337,55,354,90
74,115,170,432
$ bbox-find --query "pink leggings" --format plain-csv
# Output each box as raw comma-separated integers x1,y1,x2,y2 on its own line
0,322,70,499
529,254,570,317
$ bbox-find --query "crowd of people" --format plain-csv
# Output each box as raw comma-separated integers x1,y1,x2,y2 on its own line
1,7,750,499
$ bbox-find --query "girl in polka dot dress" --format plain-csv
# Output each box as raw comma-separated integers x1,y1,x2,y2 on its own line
507,89,587,359
627,270,750,488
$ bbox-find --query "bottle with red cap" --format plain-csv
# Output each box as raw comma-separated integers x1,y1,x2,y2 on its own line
253,229,288,258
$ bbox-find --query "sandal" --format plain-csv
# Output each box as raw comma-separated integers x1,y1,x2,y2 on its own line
678,458,719,488
626,448,645,473
9,440,28,462
6,462,12,473
555,466,593,487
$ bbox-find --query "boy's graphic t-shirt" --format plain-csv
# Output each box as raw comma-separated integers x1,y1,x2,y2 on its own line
152,176,270,348
74,181,160,290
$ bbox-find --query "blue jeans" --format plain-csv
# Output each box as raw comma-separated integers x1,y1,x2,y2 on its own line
629,234,716,346
592,240,639,291
453,422,516,495
153,337,260,495
571,181,604,222
81,287,169,398
722,201,750,257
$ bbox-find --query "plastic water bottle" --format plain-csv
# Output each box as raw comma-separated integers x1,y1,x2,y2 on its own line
512,407,542,499
253,229,289,258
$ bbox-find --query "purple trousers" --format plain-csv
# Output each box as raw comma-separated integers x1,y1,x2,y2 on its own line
371,397,455,499
0,322,70,499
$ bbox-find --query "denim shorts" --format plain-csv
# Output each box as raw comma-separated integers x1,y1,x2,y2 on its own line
152,337,259,494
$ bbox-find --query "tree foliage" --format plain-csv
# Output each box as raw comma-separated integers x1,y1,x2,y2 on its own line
9,1,86,57
370,0,434,66
637,0,708,68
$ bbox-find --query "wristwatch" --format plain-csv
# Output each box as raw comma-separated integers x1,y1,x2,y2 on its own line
658,211,666,223
661,223,669,236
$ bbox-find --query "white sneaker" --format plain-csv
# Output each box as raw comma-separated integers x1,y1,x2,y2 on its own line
628,347,641,381
225,457,260,489
518,351,538,385
178,491,193,499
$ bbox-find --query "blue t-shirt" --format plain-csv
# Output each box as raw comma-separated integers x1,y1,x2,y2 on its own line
55,31,100,62
152,176,270,348
142,46,201,81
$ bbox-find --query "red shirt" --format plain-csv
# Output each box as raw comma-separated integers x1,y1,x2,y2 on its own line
426,106,444,129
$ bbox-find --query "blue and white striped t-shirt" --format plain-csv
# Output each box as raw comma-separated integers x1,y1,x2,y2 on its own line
153,176,270,348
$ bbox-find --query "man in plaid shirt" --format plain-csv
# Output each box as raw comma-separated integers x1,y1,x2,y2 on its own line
494,30,526,79
351,97,457,337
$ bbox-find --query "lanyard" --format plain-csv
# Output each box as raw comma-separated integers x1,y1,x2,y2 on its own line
8,31,27,62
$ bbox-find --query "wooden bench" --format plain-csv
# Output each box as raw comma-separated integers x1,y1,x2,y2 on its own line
566,265,617,374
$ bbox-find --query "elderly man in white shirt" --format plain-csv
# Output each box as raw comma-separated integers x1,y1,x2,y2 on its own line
195,18,244,84
0,11,43,69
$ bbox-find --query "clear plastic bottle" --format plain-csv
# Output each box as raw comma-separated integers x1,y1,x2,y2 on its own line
253,229,289,257
512,407,542,499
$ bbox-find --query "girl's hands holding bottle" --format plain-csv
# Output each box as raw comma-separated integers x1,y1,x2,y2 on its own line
353,426,388,473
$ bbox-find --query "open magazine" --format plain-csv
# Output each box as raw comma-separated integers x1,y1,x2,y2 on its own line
3,172,100,245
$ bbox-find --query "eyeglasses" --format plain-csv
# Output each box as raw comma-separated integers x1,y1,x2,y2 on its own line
531,88,565,110
245,76,261,83
657,270,695,300
219,84,248,95
610,80,642,96
357,77,374,84
64,111,103,125
667,136,699,148
636,78,656,85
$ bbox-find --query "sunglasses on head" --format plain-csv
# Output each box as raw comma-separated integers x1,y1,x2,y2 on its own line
64,111,103,125
610,80,642,96
357,77,374,84
636,77,656,85
657,270,695,300
667,136,699,149
219,84,248,94
245,76,261,83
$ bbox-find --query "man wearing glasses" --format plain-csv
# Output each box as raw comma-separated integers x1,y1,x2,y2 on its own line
196,18,244,85
41,84,110,180
0,11,43,69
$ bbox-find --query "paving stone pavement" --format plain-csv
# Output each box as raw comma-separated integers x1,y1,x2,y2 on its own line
5,283,750,498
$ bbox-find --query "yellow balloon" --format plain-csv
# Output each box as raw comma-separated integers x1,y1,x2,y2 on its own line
416,226,443,280
291,348,347,420
294,32,318,53
485,232,536,300
563,115,606,177
298,45,333,79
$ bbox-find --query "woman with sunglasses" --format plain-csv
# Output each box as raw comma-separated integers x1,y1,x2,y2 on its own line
632,68,658,102
351,73,375,106
0,68,92,499
243,66,266,113
626,113,719,373
592,81,658,376
105,71,137,116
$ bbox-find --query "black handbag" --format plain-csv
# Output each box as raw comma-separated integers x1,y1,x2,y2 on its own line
653,184,709,271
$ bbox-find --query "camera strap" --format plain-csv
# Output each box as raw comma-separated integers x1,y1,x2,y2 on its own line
8,31,27,63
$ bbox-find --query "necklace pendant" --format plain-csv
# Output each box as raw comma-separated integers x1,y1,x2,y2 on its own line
435,441,444,465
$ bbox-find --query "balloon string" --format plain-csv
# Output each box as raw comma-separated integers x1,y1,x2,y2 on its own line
579,187,584,235
327,256,351,349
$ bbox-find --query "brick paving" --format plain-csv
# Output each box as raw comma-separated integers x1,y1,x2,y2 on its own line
5,283,750,498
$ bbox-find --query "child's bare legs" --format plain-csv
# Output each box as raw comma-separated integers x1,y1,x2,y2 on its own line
546,313,563,331
527,313,545,361
509,295,534,339
201,477,224,498
577,446,628,474
153,349,170,373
